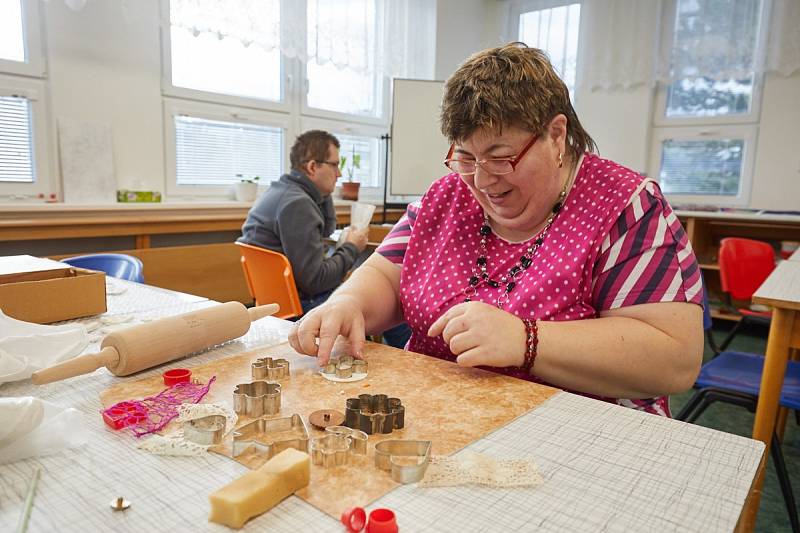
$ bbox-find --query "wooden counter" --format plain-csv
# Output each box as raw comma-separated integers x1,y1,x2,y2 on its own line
0,203,405,303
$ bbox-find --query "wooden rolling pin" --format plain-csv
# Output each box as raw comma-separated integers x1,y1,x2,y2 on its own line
31,301,279,385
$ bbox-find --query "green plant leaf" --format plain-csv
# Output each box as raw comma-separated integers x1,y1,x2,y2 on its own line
339,156,347,170
353,154,361,169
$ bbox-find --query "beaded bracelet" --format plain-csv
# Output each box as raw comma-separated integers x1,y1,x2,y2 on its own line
520,319,539,374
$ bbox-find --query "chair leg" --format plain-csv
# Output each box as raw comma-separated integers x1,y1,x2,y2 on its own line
777,406,791,441
675,389,707,422
771,432,800,533
719,316,748,352
706,329,721,357
686,395,715,424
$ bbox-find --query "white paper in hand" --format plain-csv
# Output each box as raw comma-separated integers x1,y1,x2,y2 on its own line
336,202,376,247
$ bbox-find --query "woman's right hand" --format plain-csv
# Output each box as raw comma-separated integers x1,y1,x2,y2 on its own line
288,295,366,366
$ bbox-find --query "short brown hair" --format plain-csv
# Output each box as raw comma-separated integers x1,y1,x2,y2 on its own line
290,130,340,172
440,42,596,162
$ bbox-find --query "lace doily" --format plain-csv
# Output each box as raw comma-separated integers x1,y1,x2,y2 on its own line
136,403,236,457
419,451,544,488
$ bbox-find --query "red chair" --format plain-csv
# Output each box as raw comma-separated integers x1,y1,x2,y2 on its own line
717,237,775,351
236,242,303,320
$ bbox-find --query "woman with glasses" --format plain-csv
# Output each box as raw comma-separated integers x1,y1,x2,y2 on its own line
289,43,703,416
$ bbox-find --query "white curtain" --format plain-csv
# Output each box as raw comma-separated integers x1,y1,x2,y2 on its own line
502,0,800,91
169,0,435,79
580,0,661,90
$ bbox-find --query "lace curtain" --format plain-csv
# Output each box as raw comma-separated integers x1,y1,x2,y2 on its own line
504,0,800,91
169,0,435,79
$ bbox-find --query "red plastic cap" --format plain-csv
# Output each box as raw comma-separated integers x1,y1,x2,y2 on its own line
163,368,192,386
367,508,398,533
341,507,367,532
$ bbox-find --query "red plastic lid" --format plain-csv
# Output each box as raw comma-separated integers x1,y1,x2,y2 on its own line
341,507,367,532
163,368,192,386
367,508,398,533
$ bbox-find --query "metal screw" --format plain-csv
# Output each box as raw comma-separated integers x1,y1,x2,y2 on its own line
110,497,131,511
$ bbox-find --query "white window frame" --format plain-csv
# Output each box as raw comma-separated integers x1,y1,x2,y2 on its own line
163,97,291,199
300,116,387,203
648,125,757,207
649,0,769,206
0,75,54,198
0,0,46,78
158,0,292,115
505,0,583,101
160,0,393,200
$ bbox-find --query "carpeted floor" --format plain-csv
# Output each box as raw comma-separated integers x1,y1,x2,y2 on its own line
669,320,798,533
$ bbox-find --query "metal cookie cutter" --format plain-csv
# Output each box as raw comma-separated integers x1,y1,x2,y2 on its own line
345,394,405,435
183,414,226,445
310,426,368,467
252,357,290,381
374,440,432,484
232,413,309,458
322,356,368,379
233,381,281,417
326,425,368,455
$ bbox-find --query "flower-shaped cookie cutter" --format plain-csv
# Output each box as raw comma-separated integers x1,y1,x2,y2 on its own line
183,414,226,445
252,357,290,381
232,413,309,458
322,355,368,379
310,425,368,467
344,394,405,435
233,381,281,417
374,440,432,484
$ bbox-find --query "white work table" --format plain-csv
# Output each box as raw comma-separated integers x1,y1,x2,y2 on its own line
0,281,764,532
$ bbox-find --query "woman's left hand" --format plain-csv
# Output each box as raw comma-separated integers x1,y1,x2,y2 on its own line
427,301,527,368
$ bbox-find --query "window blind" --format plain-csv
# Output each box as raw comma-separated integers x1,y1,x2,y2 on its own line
0,95,34,183
658,139,744,196
175,115,283,186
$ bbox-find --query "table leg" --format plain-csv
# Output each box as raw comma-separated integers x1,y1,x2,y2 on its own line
740,308,798,531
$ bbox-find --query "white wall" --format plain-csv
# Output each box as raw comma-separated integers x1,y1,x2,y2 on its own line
10,0,800,210
44,0,165,194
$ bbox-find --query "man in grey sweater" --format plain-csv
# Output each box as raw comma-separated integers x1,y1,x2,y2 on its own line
239,130,368,313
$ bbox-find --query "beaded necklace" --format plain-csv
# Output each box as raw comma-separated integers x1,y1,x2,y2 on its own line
463,183,568,309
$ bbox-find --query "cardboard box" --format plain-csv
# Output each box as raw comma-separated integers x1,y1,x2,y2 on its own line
0,255,107,324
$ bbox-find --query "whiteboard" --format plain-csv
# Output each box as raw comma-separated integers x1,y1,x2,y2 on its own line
388,79,450,200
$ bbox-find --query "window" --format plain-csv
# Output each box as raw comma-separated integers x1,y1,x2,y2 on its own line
0,94,34,183
174,116,283,186
0,1,48,197
514,2,581,100
651,0,767,205
305,0,382,117
163,99,289,198
168,0,282,103
335,132,381,188
0,0,25,63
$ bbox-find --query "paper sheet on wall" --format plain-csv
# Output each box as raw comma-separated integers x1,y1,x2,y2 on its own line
58,118,116,204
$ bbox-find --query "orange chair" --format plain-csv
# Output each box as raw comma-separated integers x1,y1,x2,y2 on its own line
236,242,303,320
717,237,775,351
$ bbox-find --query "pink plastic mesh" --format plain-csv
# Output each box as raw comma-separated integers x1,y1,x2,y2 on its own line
102,376,216,437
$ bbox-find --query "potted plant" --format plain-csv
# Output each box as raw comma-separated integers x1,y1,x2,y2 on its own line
339,147,361,201
234,174,260,202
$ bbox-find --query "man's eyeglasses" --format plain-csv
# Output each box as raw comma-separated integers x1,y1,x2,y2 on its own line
443,133,539,176
316,160,341,170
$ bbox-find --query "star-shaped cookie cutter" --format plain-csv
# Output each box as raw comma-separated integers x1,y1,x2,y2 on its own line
374,439,432,484
310,425,369,467
232,413,309,458
344,393,404,435
322,355,368,379
233,381,281,417
252,357,290,381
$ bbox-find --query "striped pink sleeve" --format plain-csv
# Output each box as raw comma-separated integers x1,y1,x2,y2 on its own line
375,201,420,265
592,180,703,311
